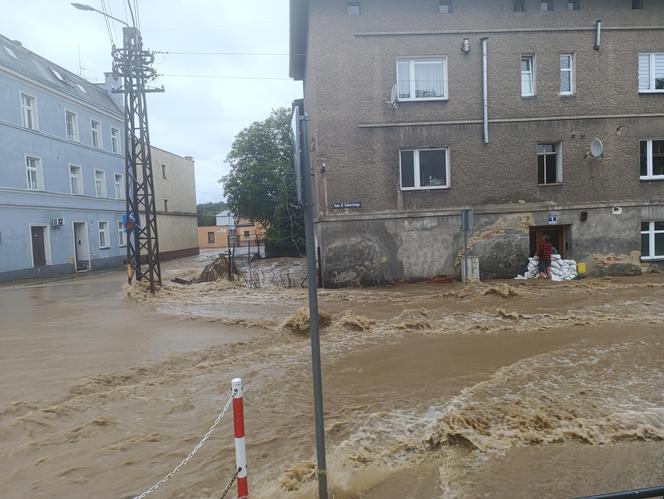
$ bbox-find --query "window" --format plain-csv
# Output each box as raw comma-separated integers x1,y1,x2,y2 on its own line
632,0,644,9
114,173,124,199
521,56,536,97
640,140,664,179
514,0,526,12
26,156,42,190
439,0,451,13
94,170,107,197
20,92,37,130
98,221,110,249
347,1,360,15
91,120,102,148
3,45,17,59
164,199,169,212
161,163,167,179
65,111,79,142
244,230,250,238
397,58,448,101
118,221,127,247
208,232,215,244
639,53,664,93
540,0,553,11
641,221,664,260
69,165,83,195
111,127,120,153
567,0,581,10
537,143,562,185
400,148,450,190
560,54,575,95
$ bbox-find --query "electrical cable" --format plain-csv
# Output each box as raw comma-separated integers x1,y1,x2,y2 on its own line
157,73,291,80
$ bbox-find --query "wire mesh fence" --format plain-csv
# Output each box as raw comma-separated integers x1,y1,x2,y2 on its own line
235,257,308,288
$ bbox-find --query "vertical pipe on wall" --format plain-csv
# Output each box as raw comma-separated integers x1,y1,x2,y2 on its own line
481,37,489,144
594,20,602,51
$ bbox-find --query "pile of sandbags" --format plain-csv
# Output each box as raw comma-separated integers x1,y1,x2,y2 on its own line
514,254,578,281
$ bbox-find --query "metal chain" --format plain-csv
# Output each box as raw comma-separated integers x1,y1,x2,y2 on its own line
134,392,235,499
219,467,241,499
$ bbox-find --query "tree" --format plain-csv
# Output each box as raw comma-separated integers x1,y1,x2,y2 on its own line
196,201,227,227
221,108,304,256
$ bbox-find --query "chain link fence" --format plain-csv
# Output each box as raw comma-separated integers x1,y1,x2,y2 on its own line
236,257,308,288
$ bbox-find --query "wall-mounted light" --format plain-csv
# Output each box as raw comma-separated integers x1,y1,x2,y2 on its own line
594,19,602,51
461,38,471,54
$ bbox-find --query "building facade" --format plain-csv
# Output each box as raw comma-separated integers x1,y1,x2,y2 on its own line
0,35,126,281
150,146,199,259
290,0,664,286
198,211,266,249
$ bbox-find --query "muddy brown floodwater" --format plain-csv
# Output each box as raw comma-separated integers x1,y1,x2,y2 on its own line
0,253,663,498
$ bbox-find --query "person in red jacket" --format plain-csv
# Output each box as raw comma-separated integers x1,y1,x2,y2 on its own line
538,234,553,279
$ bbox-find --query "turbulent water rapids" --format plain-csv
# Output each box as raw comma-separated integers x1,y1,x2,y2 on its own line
0,256,663,498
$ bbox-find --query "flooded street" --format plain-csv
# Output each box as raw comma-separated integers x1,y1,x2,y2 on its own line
1,255,663,498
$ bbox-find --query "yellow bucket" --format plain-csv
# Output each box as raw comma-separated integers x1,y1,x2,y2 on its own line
577,262,587,274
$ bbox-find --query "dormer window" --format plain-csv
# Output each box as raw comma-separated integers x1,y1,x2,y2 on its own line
3,45,17,59
76,83,87,94
49,67,65,83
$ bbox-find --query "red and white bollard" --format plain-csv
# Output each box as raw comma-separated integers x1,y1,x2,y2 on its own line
232,378,248,498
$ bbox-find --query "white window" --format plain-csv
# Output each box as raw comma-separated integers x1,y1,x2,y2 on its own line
98,221,110,249
69,165,83,195
640,139,664,179
560,54,575,95
20,92,37,130
65,110,79,142
537,143,563,185
567,0,581,10
540,0,552,11
400,148,450,190
114,173,124,199
25,155,42,190
397,58,448,101
91,120,102,148
118,221,127,247
641,221,664,260
347,1,360,15
521,56,535,96
111,127,120,153
439,0,451,13
639,53,664,93
94,170,107,197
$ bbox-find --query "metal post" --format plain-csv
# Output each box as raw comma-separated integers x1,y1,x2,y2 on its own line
300,113,328,499
463,227,468,283
247,238,251,265
231,378,248,499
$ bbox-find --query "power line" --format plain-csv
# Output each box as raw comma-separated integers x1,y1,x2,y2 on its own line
155,50,292,56
157,73,291,81
141,19,288,31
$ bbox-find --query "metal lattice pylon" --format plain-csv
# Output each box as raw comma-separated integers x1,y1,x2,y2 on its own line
112,27,164,293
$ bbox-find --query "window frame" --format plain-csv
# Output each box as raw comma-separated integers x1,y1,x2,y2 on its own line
439,0,451,13
98,221,110,249
639,53,664,93
640,139,664,180
399,147,451,191
537,142,563,185
347,1,361,15
161,163,167,179
521,55,536,97
567,0,581,10
514,0,526,12
560,53,575,96
20,91,38,130
118,221,127,247
110,127,120,153
207,232,215,244
540,0,553,11
90,119,103,149
25,154,43,191
641,221,664,260
94,169,107,197
396,57,449,102
114,173,124,199
65,109,80,142
69,164,84,195
632,0,645,9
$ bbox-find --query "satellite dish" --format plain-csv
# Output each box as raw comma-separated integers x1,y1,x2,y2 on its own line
590,138,604,158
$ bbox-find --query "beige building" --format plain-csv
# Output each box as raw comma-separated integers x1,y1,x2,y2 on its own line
198,226,229,249
151,146,199,260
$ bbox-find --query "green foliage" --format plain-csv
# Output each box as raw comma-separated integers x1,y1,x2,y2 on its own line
197,201,227,227
221,108,305,257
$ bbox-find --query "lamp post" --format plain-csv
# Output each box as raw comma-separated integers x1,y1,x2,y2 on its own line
72,2,163,294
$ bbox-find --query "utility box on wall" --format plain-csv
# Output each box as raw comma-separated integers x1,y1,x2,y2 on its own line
462,256,480,283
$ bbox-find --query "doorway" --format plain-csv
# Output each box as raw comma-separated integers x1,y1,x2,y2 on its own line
73,222,91,271
529,225,566,259
31,226,47,267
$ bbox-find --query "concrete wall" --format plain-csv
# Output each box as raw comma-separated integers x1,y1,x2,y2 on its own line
299,0,664,285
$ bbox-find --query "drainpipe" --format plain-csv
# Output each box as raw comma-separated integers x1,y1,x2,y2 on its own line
594,19,602,51
481,37,489,144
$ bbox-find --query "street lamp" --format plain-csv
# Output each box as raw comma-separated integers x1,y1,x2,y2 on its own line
70,2,130,27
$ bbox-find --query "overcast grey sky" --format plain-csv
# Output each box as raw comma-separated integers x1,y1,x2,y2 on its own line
0,0,301,203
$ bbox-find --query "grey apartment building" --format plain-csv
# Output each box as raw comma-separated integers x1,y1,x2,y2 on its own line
290,0,664,286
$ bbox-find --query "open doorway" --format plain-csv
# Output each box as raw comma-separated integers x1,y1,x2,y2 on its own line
529,225,567,259
73,222,91,271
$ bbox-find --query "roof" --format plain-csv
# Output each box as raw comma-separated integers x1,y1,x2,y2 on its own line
289,0,308,80
0,34,122,116
216,210,235,218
